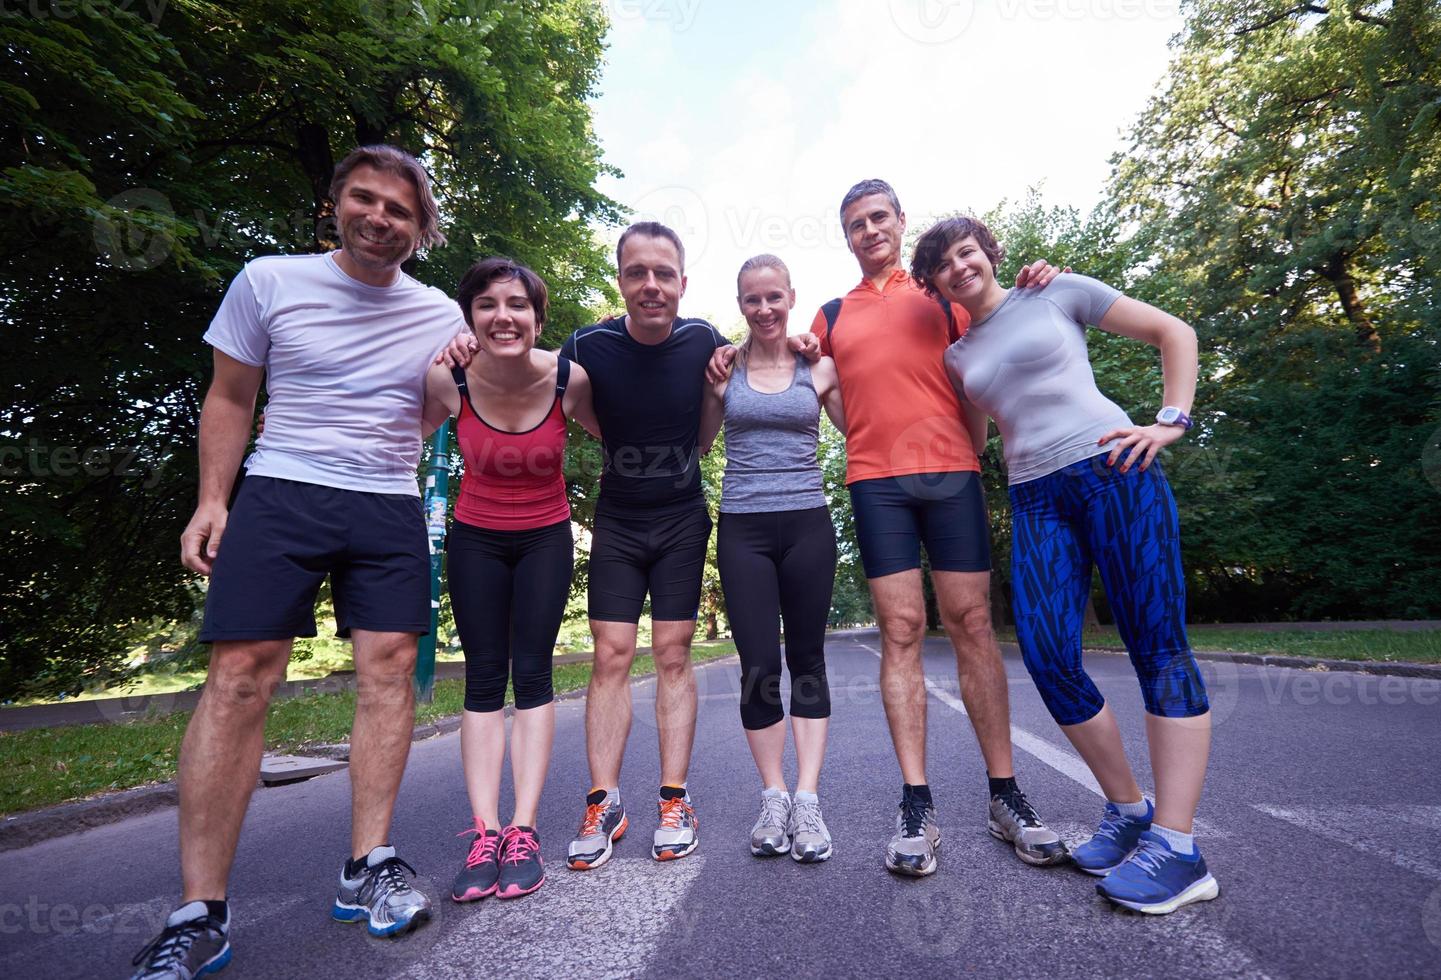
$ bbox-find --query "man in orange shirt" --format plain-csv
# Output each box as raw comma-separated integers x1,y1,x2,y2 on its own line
815,179,1068,877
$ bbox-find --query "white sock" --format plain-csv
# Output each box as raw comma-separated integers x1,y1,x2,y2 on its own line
762,786,789,799
1112,797,1152,819
1150,823,1196,855
794,790,818,805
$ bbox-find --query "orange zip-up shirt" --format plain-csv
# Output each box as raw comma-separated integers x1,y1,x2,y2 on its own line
810,269,977,485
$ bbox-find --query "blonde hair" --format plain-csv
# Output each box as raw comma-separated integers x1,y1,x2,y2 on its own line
735,254,792,369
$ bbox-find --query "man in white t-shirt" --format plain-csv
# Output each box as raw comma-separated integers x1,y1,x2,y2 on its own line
131,145,474,979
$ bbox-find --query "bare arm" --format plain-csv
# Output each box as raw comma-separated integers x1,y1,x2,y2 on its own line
562,363,601,439
1094,295,1200,472
962,402,989,463
421,362,461,438
180,349,264,575
700,378,726,455
811,356,847,434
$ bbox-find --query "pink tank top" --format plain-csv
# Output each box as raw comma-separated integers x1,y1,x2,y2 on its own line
452,359,571,531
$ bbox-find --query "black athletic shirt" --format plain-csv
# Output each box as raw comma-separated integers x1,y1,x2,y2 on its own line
561,315,726,517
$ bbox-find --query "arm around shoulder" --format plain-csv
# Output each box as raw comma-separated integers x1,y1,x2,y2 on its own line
422,362,461,438
812,356,846,433
563,361,601,439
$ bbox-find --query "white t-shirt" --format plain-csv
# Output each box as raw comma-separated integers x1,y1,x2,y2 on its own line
204,252,463,495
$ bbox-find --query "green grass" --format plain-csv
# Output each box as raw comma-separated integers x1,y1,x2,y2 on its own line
0,640,736,818
988,627,1441,664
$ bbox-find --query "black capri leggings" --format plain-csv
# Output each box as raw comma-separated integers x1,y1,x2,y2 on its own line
447,518,573,712
717,506,836,731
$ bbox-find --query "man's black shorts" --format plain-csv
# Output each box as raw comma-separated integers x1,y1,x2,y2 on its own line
199,476,430,642
587,504,712,623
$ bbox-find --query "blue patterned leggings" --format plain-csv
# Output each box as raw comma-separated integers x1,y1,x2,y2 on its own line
1009,455,1209,726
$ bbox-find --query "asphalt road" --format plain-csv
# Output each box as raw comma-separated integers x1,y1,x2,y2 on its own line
2,631,1439,979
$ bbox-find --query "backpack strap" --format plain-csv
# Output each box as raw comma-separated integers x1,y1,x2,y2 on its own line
821,298,843,349
555,356,571,397
450,364,468,394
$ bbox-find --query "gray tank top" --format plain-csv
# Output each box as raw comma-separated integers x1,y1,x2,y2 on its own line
720,353,827,514
942,273,1134,485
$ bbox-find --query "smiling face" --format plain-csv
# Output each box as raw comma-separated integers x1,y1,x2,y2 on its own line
470,276,539,357
334,164,422,274
930,234,998,305
737,265,795,344
842,192,907,279
617,233,686,333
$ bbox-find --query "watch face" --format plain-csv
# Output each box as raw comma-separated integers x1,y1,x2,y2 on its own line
1158,407,1180,423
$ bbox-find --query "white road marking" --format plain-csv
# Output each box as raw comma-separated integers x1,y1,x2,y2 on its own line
1253,804,1441,883
402,857,706,979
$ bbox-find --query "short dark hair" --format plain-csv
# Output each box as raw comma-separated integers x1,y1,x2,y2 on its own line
456,257,549,330
910,215,1008,298
839,179,903,227
616,221,686,273
330,144,446,250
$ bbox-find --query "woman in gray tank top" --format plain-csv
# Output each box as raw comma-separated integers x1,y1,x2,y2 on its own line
700,254,846,864
911,215,1217,915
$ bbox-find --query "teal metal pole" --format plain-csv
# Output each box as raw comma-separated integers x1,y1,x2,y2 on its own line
415,420,452,702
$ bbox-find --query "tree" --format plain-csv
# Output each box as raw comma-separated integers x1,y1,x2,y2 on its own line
1108,0,1441,617
0,0,620,697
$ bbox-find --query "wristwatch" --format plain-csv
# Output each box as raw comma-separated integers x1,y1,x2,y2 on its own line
1155,406,1193,430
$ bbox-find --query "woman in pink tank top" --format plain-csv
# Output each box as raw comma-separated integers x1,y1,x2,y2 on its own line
421,257,597,902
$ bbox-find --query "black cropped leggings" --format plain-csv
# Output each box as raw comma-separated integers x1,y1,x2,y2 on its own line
447,518,573,712
717,506,836,730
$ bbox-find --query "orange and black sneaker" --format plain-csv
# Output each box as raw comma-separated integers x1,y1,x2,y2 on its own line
653,786,698,861
567,789,627,871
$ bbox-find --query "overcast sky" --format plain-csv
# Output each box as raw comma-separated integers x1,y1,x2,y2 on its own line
587,0,1186,335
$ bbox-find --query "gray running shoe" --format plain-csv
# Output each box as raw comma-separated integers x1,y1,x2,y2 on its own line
886,789,941,877
989,789,1069,866
789,796,833,863
654,787,699,861
568,788,628,870
750,789,792,856
129,901,231,979
331,846,432,937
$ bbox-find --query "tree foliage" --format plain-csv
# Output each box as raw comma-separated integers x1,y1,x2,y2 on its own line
0,0,619,698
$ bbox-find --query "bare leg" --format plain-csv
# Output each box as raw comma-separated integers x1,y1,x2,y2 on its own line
933,570,1015,778
791,716,829,796
1058,704,1144,804
179,640,291,901
349,630,418,859
585,620,638,788
460,709,504,830
652,618,698,787
1148,711,1212,833
868,570,928,785
509,702,555,826
745,719,787,791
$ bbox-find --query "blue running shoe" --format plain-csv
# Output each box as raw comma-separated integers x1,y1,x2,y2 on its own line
1072,800,1153,876
332,846,432,937
1097,830,1220,914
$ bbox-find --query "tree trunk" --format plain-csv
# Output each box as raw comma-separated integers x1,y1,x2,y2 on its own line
705,611,718,641
295,121,337,251
1320,252,1380,352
